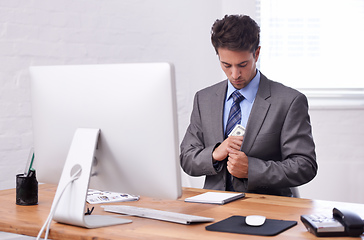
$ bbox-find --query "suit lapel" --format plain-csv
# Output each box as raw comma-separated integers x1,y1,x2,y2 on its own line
242,73,271,153
211,81,228,143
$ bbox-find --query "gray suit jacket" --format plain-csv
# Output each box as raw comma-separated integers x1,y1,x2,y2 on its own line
180,72,317,196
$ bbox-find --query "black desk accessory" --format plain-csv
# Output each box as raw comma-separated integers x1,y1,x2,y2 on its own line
206,215,297,236
16,170,38,205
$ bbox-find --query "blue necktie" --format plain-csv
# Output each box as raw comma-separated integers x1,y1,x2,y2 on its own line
225,90,244,191
225,90,244,138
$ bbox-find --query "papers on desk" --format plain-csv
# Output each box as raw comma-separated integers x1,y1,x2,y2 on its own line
184,192,245,205
87,189,139,204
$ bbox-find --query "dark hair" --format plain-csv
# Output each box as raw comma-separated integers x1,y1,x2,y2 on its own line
211,15,260,54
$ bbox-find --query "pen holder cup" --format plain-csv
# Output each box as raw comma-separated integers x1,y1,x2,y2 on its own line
16,172,38,205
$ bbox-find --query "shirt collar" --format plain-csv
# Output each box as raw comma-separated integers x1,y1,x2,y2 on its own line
226,70,260,103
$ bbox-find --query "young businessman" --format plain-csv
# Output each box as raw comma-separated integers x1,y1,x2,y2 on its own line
180,15,318,197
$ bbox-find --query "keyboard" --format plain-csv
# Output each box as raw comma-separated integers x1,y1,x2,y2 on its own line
101,205,214,225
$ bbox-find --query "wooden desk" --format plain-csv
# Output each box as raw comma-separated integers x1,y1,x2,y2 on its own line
0,184,363,240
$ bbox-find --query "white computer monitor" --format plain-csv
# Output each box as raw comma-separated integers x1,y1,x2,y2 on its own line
30,63,182,228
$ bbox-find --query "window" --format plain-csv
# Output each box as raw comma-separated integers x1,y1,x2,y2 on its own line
257,0,364,107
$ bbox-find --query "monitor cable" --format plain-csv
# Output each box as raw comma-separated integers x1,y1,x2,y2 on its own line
36,169,81,240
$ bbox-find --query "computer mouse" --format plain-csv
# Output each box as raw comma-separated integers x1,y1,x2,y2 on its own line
245,215,266,226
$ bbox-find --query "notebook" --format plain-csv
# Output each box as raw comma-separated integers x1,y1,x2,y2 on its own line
184,192,245,205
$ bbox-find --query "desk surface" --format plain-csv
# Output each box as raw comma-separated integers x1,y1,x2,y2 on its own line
0,184,363,240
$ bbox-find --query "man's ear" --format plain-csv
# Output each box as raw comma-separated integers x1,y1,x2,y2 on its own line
254,46,261,61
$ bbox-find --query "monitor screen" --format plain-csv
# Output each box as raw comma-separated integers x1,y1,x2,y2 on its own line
30,63,182,200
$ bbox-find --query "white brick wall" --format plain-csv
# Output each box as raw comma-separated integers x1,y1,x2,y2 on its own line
0,0,223,190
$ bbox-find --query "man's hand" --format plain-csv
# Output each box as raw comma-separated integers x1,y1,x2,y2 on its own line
212,136,243,161
212,136,248,178
227,148,248,178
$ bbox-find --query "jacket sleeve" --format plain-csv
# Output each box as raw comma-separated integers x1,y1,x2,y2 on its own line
180,92,219,177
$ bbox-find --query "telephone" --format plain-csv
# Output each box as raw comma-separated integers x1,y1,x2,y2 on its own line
301,208,364,237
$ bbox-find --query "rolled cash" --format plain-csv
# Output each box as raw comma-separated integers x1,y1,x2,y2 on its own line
228,124,245,136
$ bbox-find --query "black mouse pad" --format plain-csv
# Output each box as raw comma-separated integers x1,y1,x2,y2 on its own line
206,215,297,236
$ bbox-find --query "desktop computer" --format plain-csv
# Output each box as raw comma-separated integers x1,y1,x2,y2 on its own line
30,62,182,228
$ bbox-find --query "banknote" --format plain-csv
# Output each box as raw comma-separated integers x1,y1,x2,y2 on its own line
228,124,245,136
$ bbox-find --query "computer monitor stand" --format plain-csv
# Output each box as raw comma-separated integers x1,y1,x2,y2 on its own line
51,128,132,228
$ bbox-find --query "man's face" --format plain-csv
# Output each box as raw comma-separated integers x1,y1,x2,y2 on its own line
218,47,260,90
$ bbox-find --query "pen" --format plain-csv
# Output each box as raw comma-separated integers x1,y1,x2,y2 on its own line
24,148,34,176
27,153,34,175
